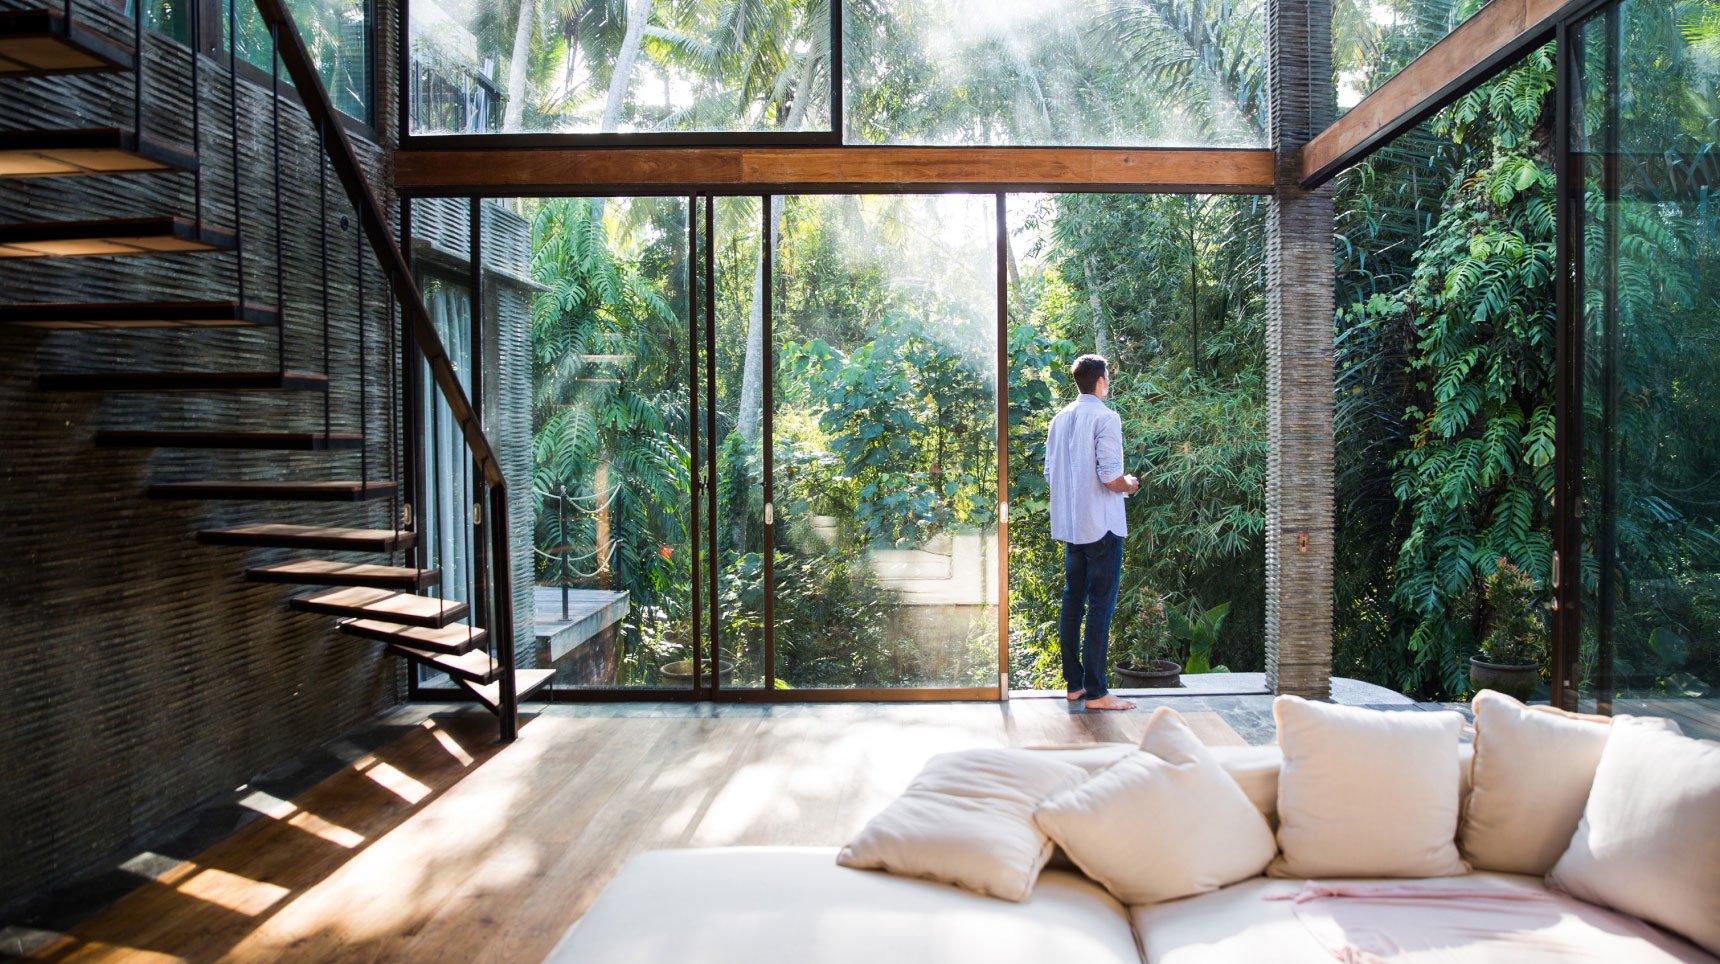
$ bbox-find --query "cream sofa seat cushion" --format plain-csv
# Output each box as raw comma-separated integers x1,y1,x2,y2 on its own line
546,848,1143,964
1549,717,1720,956
1130,873,1712,964
1460,690,1679,875
836,747,1087,901
1036,709,1276,905
1269,696,1469,878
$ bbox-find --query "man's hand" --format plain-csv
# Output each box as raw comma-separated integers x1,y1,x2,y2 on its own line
1103,474,1140,495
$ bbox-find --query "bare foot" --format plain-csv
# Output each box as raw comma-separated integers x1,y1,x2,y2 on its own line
1065,688,1086,701
1084,695,1137,712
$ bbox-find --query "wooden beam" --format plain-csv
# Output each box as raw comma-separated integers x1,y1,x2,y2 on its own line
394,147,1277,196
1302,0,1576,188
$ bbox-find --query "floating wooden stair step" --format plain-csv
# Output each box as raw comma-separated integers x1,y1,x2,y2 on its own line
248,560,438,591
0,9,133,76
148,479,398,501
290,587,466,628
199,523,414,552
0,217,236,259
41,370,325,392
0,128,196,178
1,300,280,330
389,644,499,684
460,669,556,712
97,430,361,450
340,618,485,654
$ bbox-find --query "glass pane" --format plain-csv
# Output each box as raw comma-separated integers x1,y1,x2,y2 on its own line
843,0,1266,146
1577,0,1720,739
229,0,370,121
410,197,479,688
524,196,696,689
711,196,767,689
409,0,831,135
1005,194,1267,690
770,194,1000,689
1332,0,1487,116
126,0,191,43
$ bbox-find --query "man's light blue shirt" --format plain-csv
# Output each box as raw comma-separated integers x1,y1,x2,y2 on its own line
1044,393,1127,545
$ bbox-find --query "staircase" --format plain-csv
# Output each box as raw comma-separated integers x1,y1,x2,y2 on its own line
0,0,546,738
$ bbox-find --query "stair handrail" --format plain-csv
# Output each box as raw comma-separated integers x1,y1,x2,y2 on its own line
251,0,520,738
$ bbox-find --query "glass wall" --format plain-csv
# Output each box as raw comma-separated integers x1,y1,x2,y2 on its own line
1576,0,1720,739
1005,194,1267,689
1332,0,1488,115
409,0,831,135
525,196,697,690
230,0,371,121
843,0,1266,146
769,194,1000,689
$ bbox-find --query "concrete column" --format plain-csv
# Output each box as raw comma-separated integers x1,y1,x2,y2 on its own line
1264,0,1336,698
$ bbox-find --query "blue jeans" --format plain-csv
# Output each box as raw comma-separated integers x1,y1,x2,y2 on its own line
1060,531,1122,700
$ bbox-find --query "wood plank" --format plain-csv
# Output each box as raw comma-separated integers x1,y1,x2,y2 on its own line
199,524,414,552
458,669,555,711
290,588,467,628
1302,0,1575,187
339,618,485,654
0,217,236,258
0,9,133,76
395,147,1277,195
247,560,439,591
387,645,498,684
0,128,196,178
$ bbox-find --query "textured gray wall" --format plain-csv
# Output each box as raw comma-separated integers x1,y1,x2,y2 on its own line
0,0,407,907
1265,0,1336,698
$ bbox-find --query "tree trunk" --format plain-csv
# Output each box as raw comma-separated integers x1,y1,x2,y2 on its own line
601,0,654,133
1084,257,1111,356
502,0,534,132
736,51,821,444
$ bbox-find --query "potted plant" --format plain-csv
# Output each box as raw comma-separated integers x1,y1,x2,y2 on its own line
1114,591,1183,688
1469,558,1547,700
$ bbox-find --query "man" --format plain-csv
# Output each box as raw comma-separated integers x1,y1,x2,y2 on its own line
1044,354,1139,711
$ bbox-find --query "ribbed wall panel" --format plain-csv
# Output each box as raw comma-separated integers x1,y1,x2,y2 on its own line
0,0,407,908
1265,0,1337,698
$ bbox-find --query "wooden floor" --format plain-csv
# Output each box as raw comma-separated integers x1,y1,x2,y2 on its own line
19,699,1249,963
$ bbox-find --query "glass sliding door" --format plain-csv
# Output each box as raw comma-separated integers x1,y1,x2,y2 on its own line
1573,0,1720,739
525,196,699,691
765,194,1002,692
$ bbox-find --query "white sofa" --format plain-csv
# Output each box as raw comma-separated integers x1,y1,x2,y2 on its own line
545,743,1715,964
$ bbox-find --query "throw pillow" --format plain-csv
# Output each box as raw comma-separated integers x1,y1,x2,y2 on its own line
1461,690,1680,875
1548,717,1720,956
1035,708,1276,905
1269,696,1469,878
837,747,1088,901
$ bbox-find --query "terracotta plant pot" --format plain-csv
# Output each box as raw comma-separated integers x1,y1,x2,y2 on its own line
1114,659,1183,688
1470,656,1540,701
661,659,734,686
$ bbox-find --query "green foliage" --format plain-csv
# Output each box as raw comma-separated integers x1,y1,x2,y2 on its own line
1335,48,1557,698
1168,599,1231,674
1474,559,1546,667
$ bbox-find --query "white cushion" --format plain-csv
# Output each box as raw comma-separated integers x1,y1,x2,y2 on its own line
1461,691,1679,875
1549,717,1720,956
1034,709,1276,905
1207,744,1283,827
546,848,1142,964
1268,696,1469,878
1132,873,1711,964
836,747,1087,901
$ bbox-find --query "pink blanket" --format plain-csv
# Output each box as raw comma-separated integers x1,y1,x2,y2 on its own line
1266,879,1714,963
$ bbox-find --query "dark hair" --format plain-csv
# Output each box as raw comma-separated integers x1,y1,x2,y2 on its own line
1071,354,1108,394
